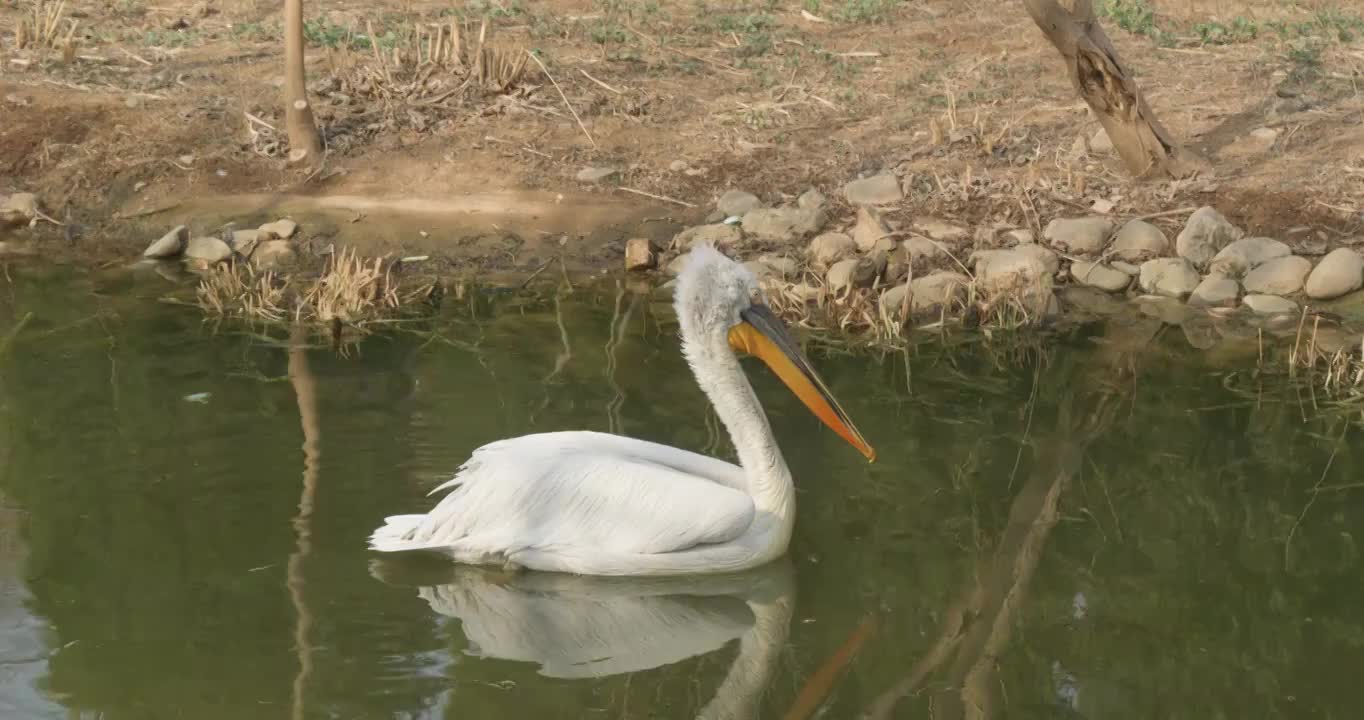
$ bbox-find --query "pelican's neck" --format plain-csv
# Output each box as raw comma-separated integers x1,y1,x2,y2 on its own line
684,336,795,520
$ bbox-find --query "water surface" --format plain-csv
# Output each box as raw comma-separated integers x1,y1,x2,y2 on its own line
0,264,1362,719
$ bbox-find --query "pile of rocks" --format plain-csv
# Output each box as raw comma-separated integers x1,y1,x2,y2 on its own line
634,176,1364,334
142,218,300,271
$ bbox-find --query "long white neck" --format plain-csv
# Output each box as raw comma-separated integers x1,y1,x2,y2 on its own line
683,336,796,524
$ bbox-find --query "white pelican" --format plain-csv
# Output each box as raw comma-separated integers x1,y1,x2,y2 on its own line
369,243,875,576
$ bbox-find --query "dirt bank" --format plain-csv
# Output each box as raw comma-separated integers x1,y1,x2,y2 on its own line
2,0,1363,273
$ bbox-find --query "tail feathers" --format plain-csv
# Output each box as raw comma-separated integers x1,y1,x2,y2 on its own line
369,514,435,553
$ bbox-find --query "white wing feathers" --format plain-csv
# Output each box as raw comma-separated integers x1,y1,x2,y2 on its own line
370,432,755,563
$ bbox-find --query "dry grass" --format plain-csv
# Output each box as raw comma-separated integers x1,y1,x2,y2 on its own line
12,0,77,53
1289,311,1364,399
196,247,436,330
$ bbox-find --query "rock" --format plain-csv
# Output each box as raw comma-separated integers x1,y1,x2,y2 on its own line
757,253,799,279
0,193,40,226
1243,294,1299,315
1110,219,1168,262
665,254,688,276
1137,296,1193,326
1071,261,1131,292
844,174,902,206
1062,286,1128,316
807,232,857,269
576,167,618,183
903,234,946,262
882,248,909,283
882,271,970,318
1004,228,1035,245
669,160,689,172
1182,315,1219,350
1138,257,1200,298
625,238,656,272
1090,128,1113,153
741,207,825,241
974,248,1049,293
143,225,189,259
258,218,299,240
1242,255,1311,295
912,218,969,243
1014,244,1060,275
184,236,234,264
252,240,296,271
1176,206,1242,267
229,229,261,256
826,257,877,293
1187,274,1240,307
1111,260,1140,275
717,190,761,217
1044,217,1113,255
1304,248,1364,300
673,223,742,251
1208,236,1291,277
852,206,892,252
797,189,827,211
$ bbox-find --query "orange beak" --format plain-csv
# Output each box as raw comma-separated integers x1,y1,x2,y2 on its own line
728,303,876,462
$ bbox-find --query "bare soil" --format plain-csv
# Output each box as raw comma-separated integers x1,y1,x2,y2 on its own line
2,0,1363,275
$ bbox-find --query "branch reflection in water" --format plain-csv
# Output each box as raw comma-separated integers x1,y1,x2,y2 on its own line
371,558,794,720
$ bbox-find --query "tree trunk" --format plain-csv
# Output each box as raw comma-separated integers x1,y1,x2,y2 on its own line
1022,0,1207,178
283,0,323,166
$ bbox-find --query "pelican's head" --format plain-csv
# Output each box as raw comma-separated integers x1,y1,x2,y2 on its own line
675,244,875,462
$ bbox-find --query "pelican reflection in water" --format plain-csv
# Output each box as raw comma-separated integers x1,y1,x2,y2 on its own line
371,559,794,720
370,244,874,576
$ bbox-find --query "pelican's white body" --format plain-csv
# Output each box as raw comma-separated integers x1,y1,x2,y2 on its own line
369,246,800,576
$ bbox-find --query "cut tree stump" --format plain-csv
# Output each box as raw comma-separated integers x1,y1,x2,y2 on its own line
1022,0,1208,179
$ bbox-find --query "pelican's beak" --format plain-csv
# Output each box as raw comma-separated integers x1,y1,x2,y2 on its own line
728,303,876,462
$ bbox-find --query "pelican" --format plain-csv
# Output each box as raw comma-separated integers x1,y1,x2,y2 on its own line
369,243,875,576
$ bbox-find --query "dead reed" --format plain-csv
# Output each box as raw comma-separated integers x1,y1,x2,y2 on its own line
196,247,436,331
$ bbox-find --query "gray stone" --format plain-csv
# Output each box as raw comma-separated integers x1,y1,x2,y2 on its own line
0,193,39,226
665,253,688,276
882,271,969,317
1243,294,1299,315
1111,260,1141,275
757,253,799,279
974,248,1050,293
852,206,892,252
1242,255,1311,295
1137,296,1193,326
912,217,969,242
797,188,827,211
1176,206,1242,267
1004,228,1035,245
576,167,618,183
229,229,261,256
624,238,656,272
1090,128,1114,153
826,257,877,293
1063,285,1128,316
1110,219,1168,262
1044,217,1113,255
184,236,234,263
1014,244,1060,275
741,206,825,241
1188,274,1240,307
252,240,296,271
717,190,761,217
807,232,857,269
1182,315,1219,350
1304,248,1364,300
903,234,946,261
1208,236,1291,277
673,223,742,251
143,225,189,259
1071,261,1131,292
258,218,299,240
1138,257,1200,298
844,174,902,206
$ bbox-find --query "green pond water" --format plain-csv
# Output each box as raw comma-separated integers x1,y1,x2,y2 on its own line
0,263,1362,719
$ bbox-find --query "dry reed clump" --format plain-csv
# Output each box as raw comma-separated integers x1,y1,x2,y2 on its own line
12,0,78,58
1288,312,1364,400
196,247,436,329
